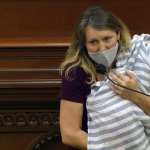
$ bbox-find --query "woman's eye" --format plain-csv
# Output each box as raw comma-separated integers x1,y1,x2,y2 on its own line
89,40,98,44
103,37,112,42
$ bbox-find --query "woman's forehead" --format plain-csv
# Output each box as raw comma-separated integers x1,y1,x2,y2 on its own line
85,26,117,38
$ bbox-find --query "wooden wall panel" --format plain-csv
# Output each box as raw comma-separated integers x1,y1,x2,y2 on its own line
0,0,149,46
0,45,66,150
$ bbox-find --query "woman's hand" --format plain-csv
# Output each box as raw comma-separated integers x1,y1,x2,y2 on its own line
108,70,138,100
109,69,150,115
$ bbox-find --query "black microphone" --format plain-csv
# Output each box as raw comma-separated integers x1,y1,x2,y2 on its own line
95,64,107,74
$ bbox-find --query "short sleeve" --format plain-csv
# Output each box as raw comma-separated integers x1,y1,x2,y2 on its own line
59,67,90,103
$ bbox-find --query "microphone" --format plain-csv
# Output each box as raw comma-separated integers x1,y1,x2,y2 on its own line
95,64,107,74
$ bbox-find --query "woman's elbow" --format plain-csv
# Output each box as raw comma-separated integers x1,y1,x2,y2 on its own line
60,128,74,145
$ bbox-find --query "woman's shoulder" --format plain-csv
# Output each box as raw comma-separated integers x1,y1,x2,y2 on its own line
59,65,91,103
62,65,88,82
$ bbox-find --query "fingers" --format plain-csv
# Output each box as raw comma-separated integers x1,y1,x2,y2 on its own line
108,73,129,98
109,81,124,95
109,71,127,85
108,69,138,97
108,69,138,101
109,69,136,84
126,70,136,79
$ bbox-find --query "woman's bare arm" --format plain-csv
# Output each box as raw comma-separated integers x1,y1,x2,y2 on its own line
60,100,87,150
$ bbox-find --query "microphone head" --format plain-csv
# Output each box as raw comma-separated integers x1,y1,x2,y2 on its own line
95,64,107,74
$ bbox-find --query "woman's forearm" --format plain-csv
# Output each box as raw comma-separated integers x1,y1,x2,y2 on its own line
132,92,150,115
62,129,87,150
74,130,87,150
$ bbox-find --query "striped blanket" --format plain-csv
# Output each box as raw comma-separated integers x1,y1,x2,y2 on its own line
87,34,150,150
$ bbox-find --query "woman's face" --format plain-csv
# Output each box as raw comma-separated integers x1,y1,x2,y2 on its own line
85,26,120,53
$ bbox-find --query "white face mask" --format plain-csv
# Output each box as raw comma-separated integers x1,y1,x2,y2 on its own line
88,43,118,67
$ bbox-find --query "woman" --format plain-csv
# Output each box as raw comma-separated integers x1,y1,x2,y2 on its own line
59,5,150,150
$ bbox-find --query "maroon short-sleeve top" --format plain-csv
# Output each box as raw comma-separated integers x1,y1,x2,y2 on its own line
58,66,91,132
